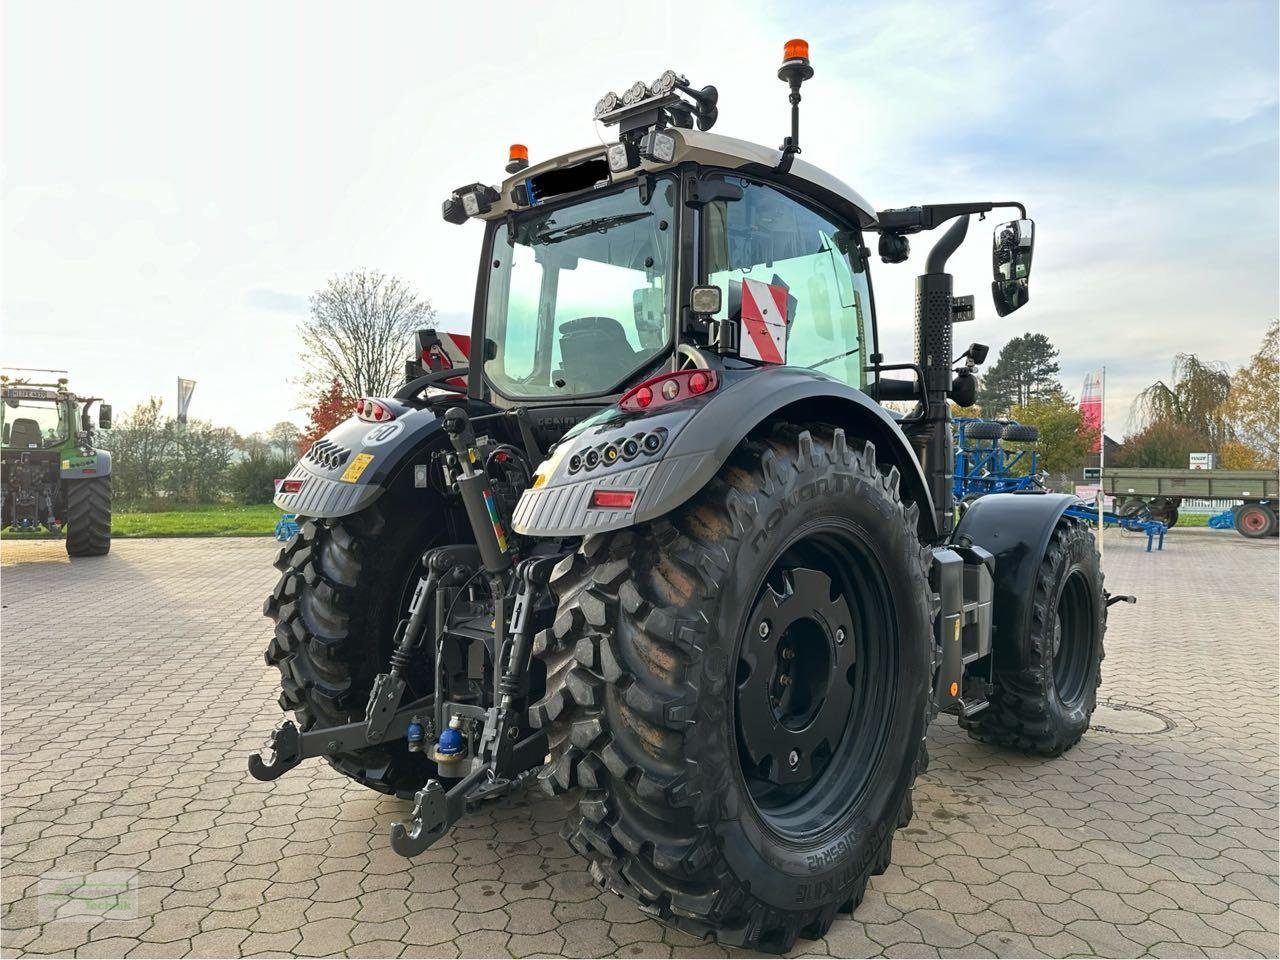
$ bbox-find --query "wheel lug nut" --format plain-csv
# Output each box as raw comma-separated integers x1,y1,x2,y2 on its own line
778,674,791,686
788,749,800,769
758,621,770,639
836,627,846,645
782,648,794,660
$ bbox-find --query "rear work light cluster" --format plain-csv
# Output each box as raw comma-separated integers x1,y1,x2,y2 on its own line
618,369,719,414
356,398,396,423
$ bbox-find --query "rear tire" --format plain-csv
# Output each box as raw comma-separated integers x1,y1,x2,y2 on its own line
1234,502,1276,539
532,423,935,953
960,520,1106,756
262,501,439,797
64,477,111,557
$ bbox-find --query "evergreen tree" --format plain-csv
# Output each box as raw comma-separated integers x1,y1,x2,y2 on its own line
978,333,1062,417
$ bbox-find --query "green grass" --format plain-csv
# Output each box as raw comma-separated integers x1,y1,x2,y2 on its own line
1,502,281,539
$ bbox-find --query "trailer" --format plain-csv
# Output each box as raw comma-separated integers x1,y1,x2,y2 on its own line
1103,467,1279,538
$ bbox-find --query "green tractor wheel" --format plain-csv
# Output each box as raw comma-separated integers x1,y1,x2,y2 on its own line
64,476,111,557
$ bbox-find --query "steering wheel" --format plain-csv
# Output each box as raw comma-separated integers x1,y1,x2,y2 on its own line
676,343,717,370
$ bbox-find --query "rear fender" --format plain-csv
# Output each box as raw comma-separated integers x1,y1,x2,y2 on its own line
61,450,112,479
511,367,937,540
952,492,1077,664
275,403,455,519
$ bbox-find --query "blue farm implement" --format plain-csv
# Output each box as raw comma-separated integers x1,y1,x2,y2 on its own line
954,418,1166,551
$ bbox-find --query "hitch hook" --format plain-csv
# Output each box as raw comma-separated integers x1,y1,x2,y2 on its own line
247,721,302,781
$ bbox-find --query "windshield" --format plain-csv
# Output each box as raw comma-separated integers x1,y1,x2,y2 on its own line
1,397,71,449
483,178,676,398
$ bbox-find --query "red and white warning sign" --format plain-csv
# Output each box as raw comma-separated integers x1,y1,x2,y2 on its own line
739,278,790,365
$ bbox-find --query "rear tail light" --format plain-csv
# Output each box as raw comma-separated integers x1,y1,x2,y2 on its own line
590,489,636,510
356,398,397,423
618,369,719,413
280,478,306,494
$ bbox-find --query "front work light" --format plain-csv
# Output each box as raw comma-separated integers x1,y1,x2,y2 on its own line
689,285,722,315
650,70,680,96
444,183,500,223
607,142,637,173
640,129,676,163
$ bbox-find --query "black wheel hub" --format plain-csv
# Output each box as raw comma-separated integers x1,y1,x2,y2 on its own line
737,567,854,788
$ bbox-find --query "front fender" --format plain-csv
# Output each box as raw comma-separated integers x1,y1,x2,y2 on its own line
512,366,936,539
274,405,449,519
952,491,1077,662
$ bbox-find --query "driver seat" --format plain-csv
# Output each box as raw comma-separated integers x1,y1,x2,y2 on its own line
557,317,637,389
9,418,42,449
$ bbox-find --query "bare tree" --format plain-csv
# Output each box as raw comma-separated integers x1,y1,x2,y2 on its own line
300,270,434,399
267,420,302,458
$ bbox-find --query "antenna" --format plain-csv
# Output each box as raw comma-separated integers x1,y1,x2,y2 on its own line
776,39,814,174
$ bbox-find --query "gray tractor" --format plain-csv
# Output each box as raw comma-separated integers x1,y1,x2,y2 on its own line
1,372,112,556
251,44,1117,952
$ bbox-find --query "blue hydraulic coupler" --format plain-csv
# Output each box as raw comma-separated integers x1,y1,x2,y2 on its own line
406,720,426,753
436,727,464,757
432,723,467,777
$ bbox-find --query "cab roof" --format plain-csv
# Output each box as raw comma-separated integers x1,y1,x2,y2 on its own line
485,128,878,230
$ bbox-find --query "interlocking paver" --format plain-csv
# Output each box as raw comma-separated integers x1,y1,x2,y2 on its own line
2,530,1277,958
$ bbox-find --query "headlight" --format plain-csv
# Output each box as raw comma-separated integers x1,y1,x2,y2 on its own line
622,81,649,105
650,70,679,96
594,91,619,119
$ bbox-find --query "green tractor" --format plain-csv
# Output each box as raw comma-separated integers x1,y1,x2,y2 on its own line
1,372,113,556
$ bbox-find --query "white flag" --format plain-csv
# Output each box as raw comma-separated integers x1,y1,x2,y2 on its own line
177,378,196,424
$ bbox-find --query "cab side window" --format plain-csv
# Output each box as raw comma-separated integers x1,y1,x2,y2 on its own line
704,178,871,388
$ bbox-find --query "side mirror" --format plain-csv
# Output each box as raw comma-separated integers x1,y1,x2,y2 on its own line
992,219,1034,316
98,404,112,430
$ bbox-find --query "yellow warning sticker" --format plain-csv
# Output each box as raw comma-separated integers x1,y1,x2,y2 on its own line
341,452,375,483
532,472,547,488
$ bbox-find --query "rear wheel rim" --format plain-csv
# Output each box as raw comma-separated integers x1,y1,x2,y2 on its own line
733,523,897,839
1241,507,1268,533
1052,569,1093,705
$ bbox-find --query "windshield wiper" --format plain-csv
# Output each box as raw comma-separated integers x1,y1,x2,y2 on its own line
534,211,652,244
807,349,860,371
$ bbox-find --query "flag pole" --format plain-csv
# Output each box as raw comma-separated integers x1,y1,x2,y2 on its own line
1097,366,1106,556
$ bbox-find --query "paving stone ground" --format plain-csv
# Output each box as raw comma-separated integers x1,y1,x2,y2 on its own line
1,528,1277,958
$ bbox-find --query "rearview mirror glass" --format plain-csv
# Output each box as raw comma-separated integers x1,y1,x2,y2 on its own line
992,218,1034,316
98,404,112,430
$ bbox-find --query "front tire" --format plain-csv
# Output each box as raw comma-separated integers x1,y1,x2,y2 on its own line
64,477,111,557
532,423,935,953
960,520,1106,755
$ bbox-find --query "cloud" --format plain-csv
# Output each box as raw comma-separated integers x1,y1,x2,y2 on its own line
2,0,1276,434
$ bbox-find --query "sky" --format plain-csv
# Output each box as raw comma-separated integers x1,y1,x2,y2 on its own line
3,0,1277,437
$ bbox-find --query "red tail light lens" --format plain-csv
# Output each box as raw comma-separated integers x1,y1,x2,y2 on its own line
619,370,719,413
280,478,306,494
357,398,397,423
590,489,636,509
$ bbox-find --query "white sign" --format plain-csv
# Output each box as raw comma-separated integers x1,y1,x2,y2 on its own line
1189,452,1215,470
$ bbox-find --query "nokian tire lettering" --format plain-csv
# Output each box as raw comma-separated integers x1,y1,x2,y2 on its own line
531,422,937,953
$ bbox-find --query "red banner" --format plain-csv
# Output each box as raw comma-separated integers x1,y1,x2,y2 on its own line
1080,372,1103,453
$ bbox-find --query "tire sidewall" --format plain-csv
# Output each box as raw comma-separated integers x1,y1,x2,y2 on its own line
686,443,932,912
1033,528,1104,732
